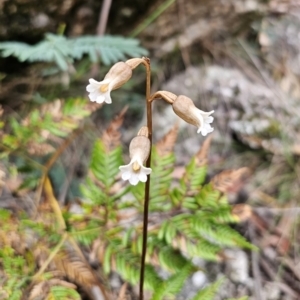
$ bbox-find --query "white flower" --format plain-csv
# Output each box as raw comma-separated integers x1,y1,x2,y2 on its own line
86,78,112,104
86,61,132,104
119,156,152,186
119,129,152,185
172,95,214,136
195,110,214,136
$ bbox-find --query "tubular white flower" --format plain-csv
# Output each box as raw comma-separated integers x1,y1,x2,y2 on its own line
86,78,112,104
172,95,214,136
119,130,152,186
119,155,152,186
86,61,132,104
194,109,214,136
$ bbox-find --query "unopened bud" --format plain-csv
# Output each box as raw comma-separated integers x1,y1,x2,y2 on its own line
137,126,149,137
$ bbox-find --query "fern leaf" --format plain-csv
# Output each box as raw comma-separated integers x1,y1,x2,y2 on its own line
70,35,148,65
0,34,147,69
192,279,223,300
89,140,123,188
48,286,80,300
158,247,190,272
210,168,250,194
54,251,98,288
182,158,207,191
0,42,33,61
152,264,195,300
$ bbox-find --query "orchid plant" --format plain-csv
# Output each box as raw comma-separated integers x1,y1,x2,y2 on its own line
86,57,214,299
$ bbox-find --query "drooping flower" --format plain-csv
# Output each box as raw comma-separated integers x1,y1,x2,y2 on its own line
119,127,152,186
86,61,132,104
172,95,214,136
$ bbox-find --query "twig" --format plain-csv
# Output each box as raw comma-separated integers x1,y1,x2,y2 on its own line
43,176,66,231
260,257,299,298
97,0,112,36
249,225,265,300
117,283,127,300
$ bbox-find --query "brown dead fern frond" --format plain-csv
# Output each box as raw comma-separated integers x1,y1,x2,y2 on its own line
27,141,55,156
195,134,213,167
54,250,106,294
155,123,179,156
102,106,128,152
210,167,251,194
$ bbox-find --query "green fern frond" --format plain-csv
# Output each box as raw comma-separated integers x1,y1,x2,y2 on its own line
195,184,221,209
70,223,102,246
194,218,253,248
157,247,191,273
186,239,221,261
80,177,106,205
152,264,195,300
89,140,123,188
192,278,224,300
182,158,207,191
0,34,148,70
148,148,175,211
49,286,80,300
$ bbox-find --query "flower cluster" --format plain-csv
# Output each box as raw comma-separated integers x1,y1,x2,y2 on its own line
86,59,215,185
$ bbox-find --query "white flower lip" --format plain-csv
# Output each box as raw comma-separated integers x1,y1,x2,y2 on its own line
86,78,112,104
195,109,214,136
119,156,152,186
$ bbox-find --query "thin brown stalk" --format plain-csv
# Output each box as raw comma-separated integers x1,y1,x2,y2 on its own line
97,0,112,36
139,57,152,300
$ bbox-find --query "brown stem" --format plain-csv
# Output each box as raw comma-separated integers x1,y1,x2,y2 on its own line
149,90,176,104
96,0,112,36
139,57,152,300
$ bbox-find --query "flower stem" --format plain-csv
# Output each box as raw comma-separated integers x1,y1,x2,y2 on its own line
139,57,152,300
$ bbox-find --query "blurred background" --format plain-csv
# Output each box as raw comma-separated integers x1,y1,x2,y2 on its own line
1,0,300,299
